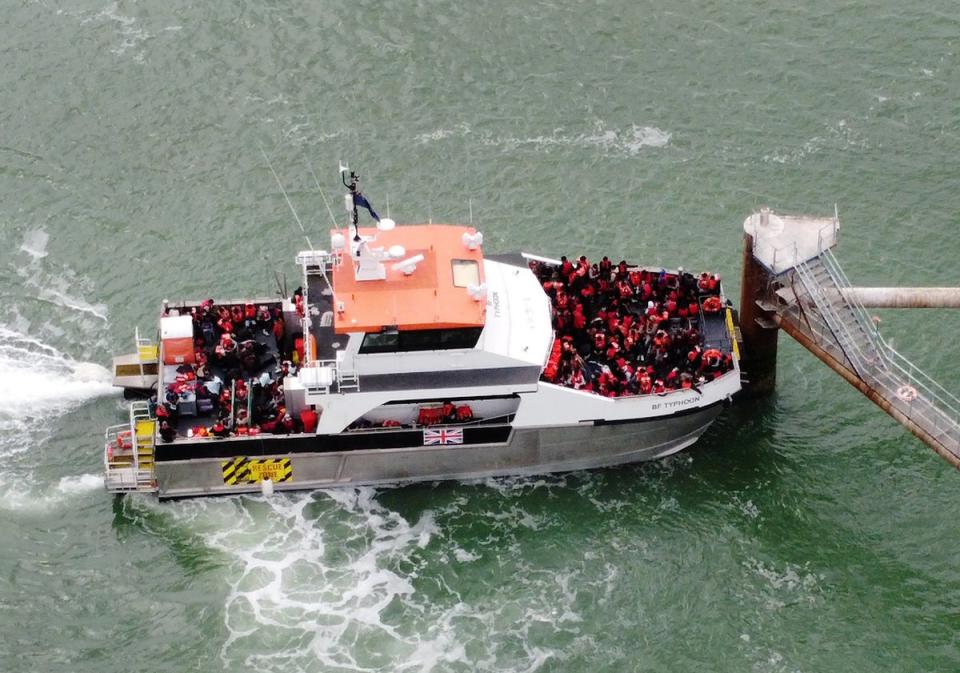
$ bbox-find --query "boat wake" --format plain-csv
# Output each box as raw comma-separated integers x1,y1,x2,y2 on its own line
0,472,106,513
0,326,116,511
0,326,115,423
0,229,118,508
415,121,671,156
132,480,630,673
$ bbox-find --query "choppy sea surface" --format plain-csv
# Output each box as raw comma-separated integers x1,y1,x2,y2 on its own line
2,1,959,671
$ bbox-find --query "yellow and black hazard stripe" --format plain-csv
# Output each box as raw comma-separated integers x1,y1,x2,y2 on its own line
221,456,251,485
221,457,293,485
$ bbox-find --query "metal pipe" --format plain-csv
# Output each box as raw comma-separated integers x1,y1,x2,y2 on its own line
844,287,960,309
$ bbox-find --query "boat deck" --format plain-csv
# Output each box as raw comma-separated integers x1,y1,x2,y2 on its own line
306,268,343,361
155,299,296,443
531,258,736,396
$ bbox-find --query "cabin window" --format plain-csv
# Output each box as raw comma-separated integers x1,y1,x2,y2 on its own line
359,327,483,354
451,259,480,287
359,330,400,353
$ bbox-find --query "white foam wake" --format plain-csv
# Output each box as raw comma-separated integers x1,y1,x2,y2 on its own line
0,473,106,513
139,489,474,673
13,228,109,326
414,122,671,156
0,326,116,421
19,228,49,259
135,484,608,673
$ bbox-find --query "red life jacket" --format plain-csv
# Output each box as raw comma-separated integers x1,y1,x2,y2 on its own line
300,409,318,433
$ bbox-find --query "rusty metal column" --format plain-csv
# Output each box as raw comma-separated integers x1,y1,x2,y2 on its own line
738,233,780,395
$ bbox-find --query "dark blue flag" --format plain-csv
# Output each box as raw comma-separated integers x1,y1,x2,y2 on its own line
354,193,380,222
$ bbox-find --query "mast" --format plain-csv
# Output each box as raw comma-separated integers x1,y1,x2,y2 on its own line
341,166,362,252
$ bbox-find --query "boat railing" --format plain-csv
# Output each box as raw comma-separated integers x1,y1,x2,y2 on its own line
133,326,158,378
301,357,360,394
104,401,156,493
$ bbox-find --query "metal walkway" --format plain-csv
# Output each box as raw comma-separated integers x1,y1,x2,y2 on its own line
758,244,960,468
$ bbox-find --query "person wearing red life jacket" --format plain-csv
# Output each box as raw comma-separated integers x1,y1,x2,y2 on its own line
701,348,723,371
300,407,318,433
639,373,653,394
593,332,606,352
220,332,237,353
666,367,680,386
572,305,586,330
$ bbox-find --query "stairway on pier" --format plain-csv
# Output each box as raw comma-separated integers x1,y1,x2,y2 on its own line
767,250,960,467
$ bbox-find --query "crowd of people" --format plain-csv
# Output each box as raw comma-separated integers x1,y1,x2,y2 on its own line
153,300,317,442
531,255,735,398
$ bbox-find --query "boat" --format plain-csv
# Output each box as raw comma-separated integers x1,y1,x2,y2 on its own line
103,166,743,498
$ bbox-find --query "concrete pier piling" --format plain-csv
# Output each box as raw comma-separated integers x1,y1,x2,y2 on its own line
737,207,960,469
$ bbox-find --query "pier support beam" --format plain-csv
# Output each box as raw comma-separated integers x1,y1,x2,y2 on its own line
774,314,960,470
738,234,779,395
845,287,960,309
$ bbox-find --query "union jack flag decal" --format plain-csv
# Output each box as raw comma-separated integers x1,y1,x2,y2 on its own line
423,428,464,445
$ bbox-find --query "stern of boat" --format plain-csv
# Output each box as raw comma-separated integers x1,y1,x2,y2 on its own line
104,401,158,494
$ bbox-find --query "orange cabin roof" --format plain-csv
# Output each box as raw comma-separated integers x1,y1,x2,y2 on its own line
331,224,486,334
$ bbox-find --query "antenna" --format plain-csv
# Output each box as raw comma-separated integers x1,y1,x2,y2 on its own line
260,146,313,249
273,270,286,298
306,158,340,232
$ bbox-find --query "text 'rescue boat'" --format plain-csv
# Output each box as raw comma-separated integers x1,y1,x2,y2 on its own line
104,166,743,498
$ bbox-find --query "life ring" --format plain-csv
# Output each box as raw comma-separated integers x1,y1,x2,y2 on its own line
896,385,918,402
115,431,132,450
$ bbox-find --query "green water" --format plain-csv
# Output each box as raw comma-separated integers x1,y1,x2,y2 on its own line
1,1,958,671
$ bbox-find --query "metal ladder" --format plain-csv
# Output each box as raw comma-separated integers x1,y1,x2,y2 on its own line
104,401,158,493
784,250,960,461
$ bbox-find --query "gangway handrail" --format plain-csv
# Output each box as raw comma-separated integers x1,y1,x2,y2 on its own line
793,260,872,378
816,249,960,418
791,252,960,448
819,249,886,355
